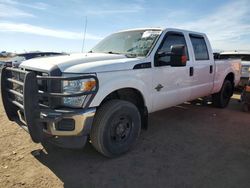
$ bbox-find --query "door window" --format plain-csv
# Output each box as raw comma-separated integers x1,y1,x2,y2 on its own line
190,35,209,60
155,33,188,66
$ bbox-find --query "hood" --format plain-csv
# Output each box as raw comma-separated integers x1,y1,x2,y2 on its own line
20,53,142,73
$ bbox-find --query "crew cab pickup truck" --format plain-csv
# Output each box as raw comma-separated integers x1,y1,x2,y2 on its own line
0,28,241,157
219,51,250,87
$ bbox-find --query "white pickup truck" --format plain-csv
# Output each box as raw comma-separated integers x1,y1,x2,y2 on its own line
0,28,241,157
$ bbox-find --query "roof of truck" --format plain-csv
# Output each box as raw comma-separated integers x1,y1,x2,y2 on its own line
116,28,163,33
116,28,206,36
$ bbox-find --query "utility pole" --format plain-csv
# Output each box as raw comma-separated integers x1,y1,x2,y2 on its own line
81,16,88,53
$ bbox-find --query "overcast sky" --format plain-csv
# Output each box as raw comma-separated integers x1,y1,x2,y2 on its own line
0,0,250,53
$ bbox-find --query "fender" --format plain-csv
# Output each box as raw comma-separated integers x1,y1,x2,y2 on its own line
89,70,153,112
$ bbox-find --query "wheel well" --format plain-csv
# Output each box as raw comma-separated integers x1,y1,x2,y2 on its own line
100,88,148,129
225,72,234,86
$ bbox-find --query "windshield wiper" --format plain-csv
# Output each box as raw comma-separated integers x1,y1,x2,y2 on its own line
105,51,137,58
105,51,122,55
125,53,137,58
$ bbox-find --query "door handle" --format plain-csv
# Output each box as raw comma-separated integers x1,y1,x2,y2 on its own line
190,67,194,76
210,65,213,74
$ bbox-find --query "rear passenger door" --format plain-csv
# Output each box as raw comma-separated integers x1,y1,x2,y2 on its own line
188,34,214,100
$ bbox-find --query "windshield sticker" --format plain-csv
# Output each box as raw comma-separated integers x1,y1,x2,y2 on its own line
142,30,161,38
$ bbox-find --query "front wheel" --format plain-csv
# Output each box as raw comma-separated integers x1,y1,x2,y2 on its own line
212,80,233,108
90,100,141,157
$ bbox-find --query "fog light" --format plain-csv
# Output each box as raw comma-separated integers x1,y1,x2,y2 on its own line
55,119,75,131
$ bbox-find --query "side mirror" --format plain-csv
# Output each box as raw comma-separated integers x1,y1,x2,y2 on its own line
155,45,187,67
169,45,187,67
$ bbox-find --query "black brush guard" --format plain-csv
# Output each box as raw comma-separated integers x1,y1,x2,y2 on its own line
0,67,98,143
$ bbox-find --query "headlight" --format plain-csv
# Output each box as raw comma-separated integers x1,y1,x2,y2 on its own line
62,78,96,108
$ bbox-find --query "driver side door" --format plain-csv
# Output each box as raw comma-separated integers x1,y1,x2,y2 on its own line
152,31,192,112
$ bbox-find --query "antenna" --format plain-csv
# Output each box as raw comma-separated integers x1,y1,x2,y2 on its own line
81,16,88,53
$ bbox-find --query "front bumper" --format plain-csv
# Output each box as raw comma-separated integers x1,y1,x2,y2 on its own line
0,67,98,143
42,108,96,136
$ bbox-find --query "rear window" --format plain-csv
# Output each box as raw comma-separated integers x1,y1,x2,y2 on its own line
190,35,209,60
219,54,250,61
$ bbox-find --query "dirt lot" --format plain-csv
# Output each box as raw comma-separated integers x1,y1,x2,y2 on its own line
1,94,250,188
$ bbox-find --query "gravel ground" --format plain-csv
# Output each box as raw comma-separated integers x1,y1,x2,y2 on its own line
0,94,250,188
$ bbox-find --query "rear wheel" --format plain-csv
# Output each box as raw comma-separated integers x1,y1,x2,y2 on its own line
212,80,233,108
90,100,141,157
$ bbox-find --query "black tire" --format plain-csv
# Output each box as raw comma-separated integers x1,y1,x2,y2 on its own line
212,80,233,108
90,99,141,158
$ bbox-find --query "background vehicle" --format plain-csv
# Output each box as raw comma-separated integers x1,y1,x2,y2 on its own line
0,28,241,157
219,51,250,87
0,51,8,57
2,52,66,67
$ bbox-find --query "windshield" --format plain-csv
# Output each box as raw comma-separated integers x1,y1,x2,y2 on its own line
219,54,250,61
91,30,162,57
